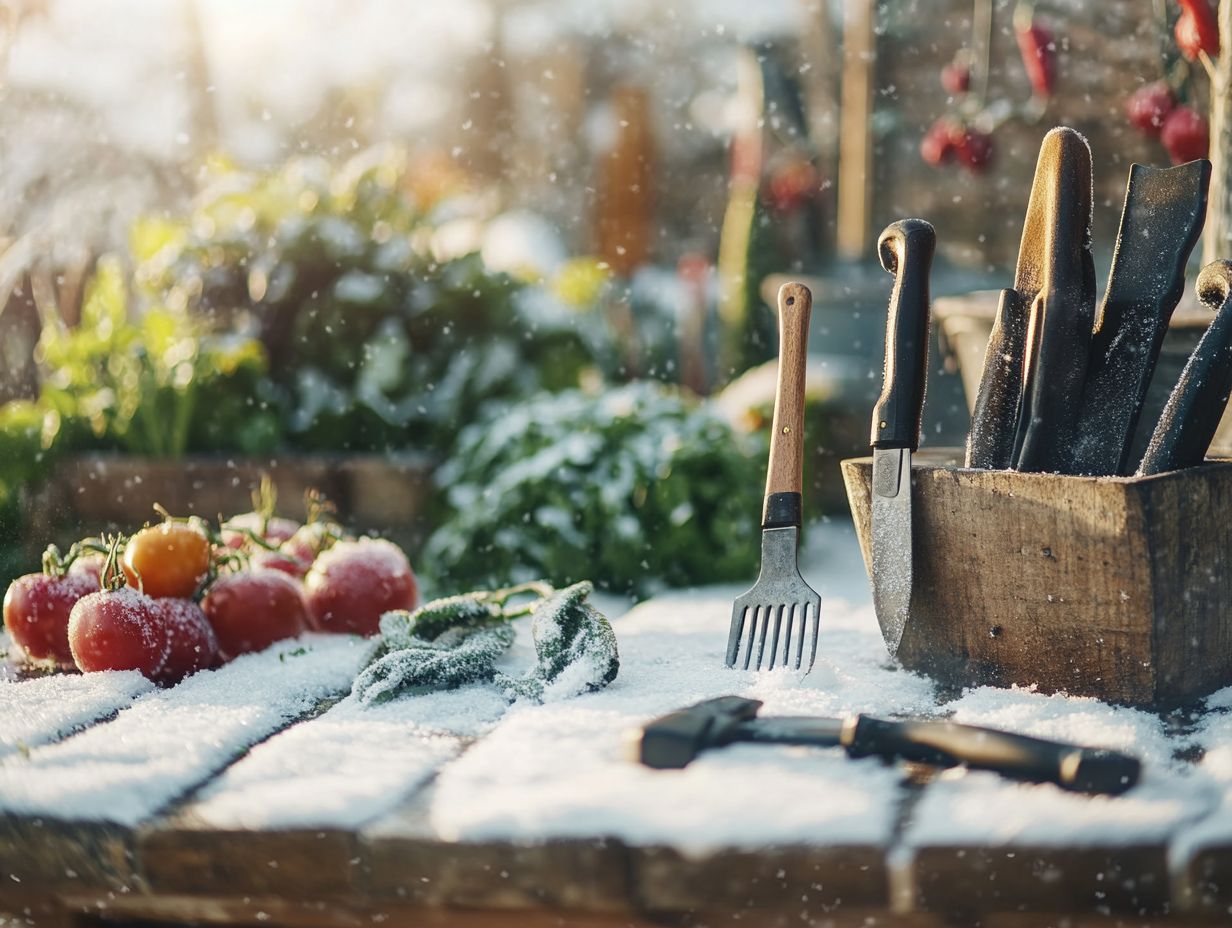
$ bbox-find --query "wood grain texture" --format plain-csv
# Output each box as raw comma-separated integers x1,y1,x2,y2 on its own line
631,844,887,914
842,451,1232,706
765,282,812,496
905,845,1171,917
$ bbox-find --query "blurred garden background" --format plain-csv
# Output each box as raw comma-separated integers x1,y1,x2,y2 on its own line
0,0,1209,596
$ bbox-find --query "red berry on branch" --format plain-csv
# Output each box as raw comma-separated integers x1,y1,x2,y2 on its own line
1015,13,1056,98
952,125,995,173
920,119,957,166
941,58,972,95
1160,106,1210,164
1126,82,1176,137
1175,1,1220,60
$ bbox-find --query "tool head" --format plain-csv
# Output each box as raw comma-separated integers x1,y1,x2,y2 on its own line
633,696,763,769
727,527,822,671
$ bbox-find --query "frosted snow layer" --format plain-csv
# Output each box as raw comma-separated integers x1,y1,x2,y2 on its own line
420,588,935,853
1166,705,1232,860
0,670,154,759
902,686,1210,847
191,685,509,830
0,634,364,825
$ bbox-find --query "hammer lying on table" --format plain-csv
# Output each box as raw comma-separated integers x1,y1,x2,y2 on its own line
632,697,1140,796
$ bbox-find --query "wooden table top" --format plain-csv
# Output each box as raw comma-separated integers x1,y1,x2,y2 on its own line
4,524,1232,928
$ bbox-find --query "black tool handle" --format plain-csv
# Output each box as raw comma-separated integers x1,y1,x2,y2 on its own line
966,288,1029,468
844,715,1140,795
1138,260,1232,476
871,219,934,450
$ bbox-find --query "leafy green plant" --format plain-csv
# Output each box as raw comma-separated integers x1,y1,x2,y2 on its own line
423,383,764,597
139,148,602,454
37,257,282,458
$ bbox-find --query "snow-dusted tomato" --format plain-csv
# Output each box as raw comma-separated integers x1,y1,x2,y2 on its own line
68,588,170,677
152,598,219,683
304,538,418,636
4,572,97,665
221,512,300,550
122,521,211,598
201,570,308,659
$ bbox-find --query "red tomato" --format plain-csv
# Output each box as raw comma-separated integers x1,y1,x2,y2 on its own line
152,598,219,684
1161,106,1210,165
68,554,105,586
251,548,311,579
4,573,96,665
1126,82,1176,138
202,571,308,659
303,539,419,636
123,522,212,598
68,588,170,677
221,512,300,550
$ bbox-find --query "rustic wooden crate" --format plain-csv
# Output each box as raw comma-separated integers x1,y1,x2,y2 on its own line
842,449,1232,707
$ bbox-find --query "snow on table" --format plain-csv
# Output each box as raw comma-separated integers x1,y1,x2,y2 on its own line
418,588,935,853
0,669,154,760
0,634,364,825
191,686,510,830
901,685,1207,849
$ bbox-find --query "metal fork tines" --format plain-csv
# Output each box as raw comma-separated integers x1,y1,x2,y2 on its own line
726,526,821,671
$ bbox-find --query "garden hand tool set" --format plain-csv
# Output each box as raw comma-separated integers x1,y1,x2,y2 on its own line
633,696,1141,795
727,282,821,672
966,126,1217,476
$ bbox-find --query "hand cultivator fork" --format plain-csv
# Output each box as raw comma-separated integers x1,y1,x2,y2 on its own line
726,283,821,672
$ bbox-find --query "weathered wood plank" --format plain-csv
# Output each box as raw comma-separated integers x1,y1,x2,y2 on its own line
0,670,153,761
631,843,887,915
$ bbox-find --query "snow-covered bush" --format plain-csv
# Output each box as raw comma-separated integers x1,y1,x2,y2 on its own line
138,147,603,455
423,383,764,597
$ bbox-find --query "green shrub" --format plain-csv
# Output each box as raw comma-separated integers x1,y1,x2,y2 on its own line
423,382,764,597
140,148,601,454
37,258,281,458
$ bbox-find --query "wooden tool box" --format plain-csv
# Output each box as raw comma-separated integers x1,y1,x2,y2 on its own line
843,449,1232,707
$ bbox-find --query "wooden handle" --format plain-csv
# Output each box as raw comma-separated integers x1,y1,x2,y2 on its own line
764,282,812,497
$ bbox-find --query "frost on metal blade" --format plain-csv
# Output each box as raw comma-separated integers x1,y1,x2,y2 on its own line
353,582,619,706
495,582,620,702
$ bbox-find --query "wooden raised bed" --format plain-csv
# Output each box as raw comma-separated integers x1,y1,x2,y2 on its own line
22,452,436,554
843,449,1232,707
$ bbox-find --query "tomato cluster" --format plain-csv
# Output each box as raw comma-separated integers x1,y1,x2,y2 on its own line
3,501,420,686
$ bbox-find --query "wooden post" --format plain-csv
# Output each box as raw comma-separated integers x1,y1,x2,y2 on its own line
1206,0,1232,264
835,0,875,262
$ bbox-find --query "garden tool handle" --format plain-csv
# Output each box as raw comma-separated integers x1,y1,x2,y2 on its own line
1138,261,1232,475
763,283,812,526
844,715,1141,795
872,219,935,450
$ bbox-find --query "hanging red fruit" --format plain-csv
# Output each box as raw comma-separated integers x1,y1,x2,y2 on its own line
1160,105,1210,163
1126,82,1177,137
940,55,972,95
951,125,995,173
1175,0,1220,60
1014,5,1056,98
920,119,957,166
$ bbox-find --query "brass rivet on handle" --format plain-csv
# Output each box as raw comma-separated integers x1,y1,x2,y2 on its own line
782,427,791,434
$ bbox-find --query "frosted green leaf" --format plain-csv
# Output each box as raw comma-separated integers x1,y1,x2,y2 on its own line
495,581,620,701
353,624,515,706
